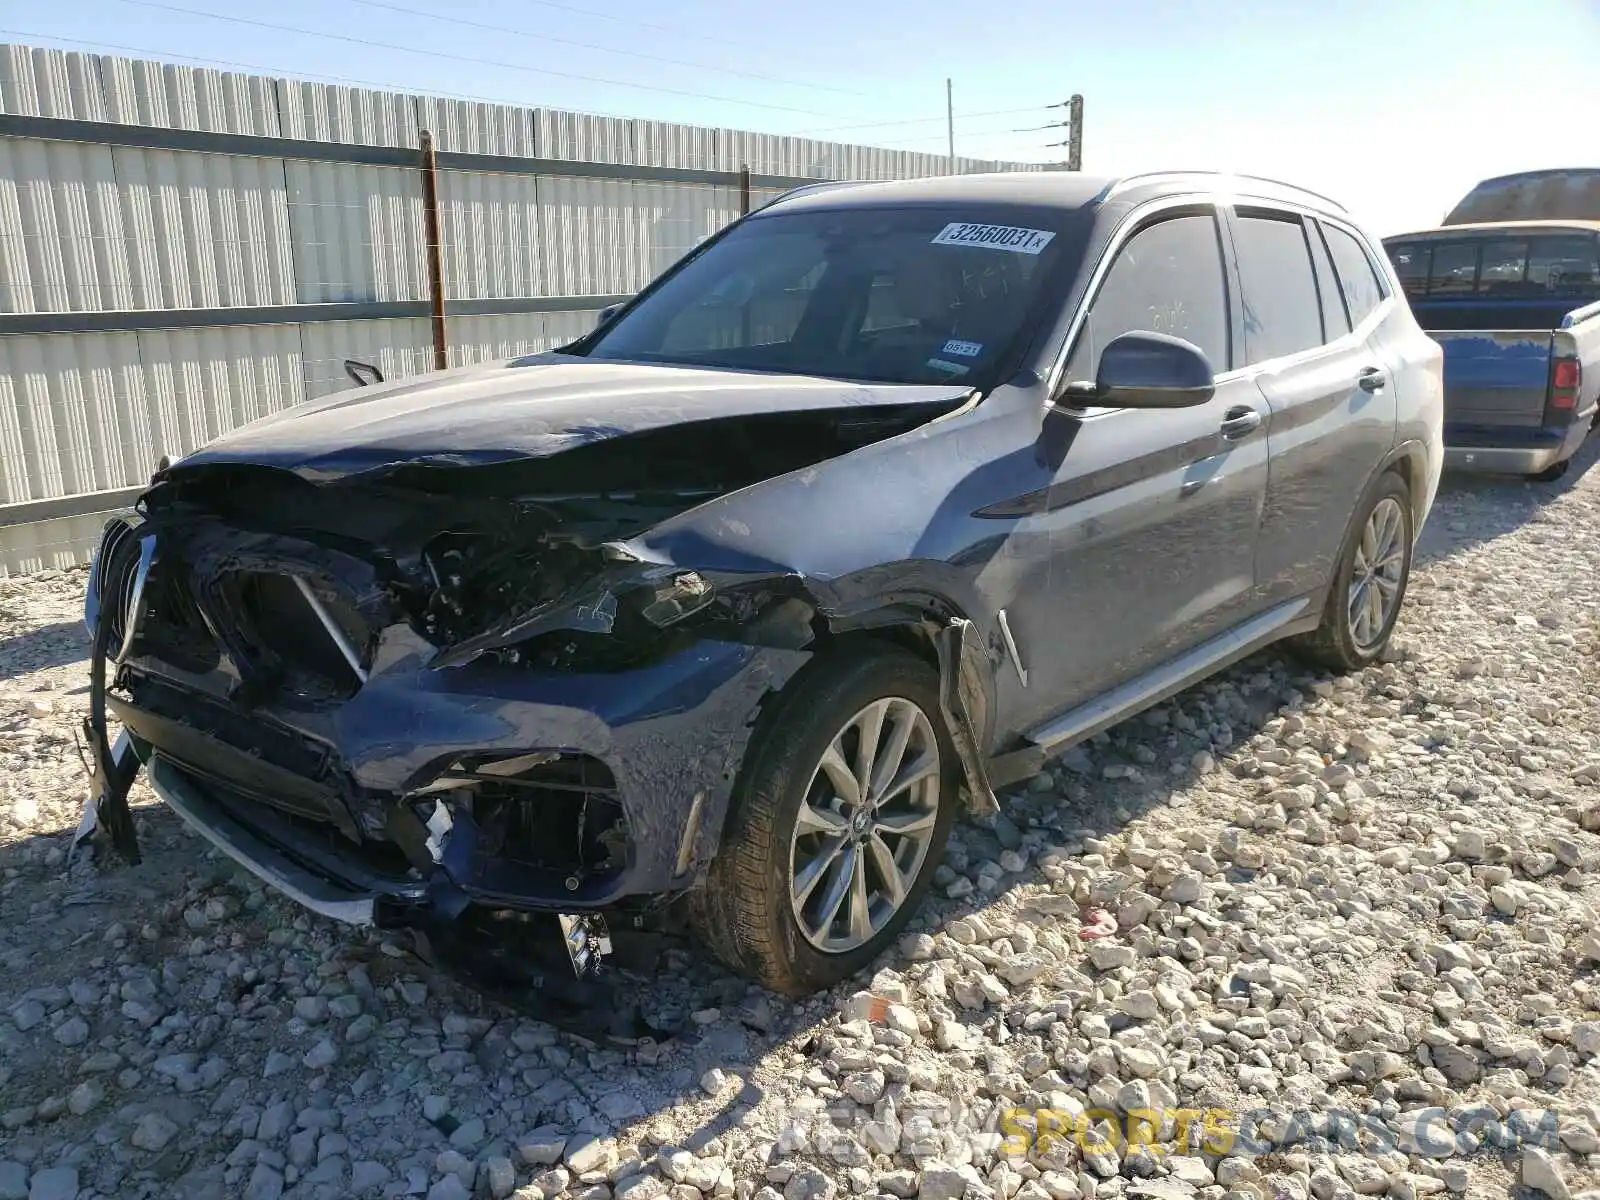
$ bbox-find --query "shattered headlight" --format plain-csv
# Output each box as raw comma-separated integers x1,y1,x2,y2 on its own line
625,569,714,628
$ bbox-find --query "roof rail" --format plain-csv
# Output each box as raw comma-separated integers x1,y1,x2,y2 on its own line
763,178,859,208
1107,170,1349,214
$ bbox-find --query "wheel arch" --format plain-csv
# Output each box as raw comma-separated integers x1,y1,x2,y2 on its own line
1375,438,1430,537
712,584,1003,855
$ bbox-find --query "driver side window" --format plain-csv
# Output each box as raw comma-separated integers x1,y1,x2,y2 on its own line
1065,211,1231,383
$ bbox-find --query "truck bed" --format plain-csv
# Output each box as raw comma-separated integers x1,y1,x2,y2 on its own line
1408,298,1600,475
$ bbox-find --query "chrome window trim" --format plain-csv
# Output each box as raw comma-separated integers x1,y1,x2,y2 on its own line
1047,190,1396,421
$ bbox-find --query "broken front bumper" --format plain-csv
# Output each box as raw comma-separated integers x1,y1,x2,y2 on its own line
147,753,419,925
100,635,810,926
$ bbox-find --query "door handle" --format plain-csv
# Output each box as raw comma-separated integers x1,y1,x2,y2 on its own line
1358,366,1387,393
1220,406,1262,440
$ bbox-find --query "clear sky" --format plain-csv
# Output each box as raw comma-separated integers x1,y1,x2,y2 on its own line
10,0,1598,235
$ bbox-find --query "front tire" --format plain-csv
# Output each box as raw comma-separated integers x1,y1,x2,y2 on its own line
1292,470,1414,672
692,646,959,995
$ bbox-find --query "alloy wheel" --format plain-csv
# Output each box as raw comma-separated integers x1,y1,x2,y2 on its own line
1347,496,1406,650
787,696,942,953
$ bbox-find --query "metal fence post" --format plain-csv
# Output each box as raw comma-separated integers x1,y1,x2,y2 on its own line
1066,95,1083,172
419,129,448,371
739,164,751,215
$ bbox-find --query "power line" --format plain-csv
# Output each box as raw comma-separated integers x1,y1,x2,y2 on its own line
0,29,657,123
1007,95,1084,168
869,126,1050,148
376,0,761,53
110,0,851,118
790,106,1043,136
340,0,866,99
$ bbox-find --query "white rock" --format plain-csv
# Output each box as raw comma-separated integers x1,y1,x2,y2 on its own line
1522,1148,1570,1200
1088,943,1135,970
567,1136,617,1175
520,1129,568,1166
244,1164,285,1200
131,1111,180,1151
919,1163,972,1200
484,1158,516,1200
25,1167,78,1200
700,1069,731,1096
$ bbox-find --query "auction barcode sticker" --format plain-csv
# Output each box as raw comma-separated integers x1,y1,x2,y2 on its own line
931,222,1055,254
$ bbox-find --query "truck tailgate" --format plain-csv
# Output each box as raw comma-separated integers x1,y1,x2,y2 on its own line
1432,330,1553,427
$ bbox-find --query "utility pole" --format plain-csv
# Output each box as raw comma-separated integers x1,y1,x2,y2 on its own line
946,78,955,173
1023,93,1084,170
1066,93,1083,171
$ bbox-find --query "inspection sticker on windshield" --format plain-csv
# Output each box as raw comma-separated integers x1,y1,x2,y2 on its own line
942,338,983,358
931,222,1055,254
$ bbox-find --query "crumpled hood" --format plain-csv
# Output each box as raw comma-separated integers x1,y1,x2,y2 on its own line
172,354,974,482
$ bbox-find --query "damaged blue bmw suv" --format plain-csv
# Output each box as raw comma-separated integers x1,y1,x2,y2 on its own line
81,170,1443,1012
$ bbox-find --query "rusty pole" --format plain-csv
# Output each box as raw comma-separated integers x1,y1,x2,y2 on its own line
419,129,448,371
739,164,751,215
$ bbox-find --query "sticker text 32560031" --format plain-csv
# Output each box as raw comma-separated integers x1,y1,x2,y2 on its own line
931,223,1055,254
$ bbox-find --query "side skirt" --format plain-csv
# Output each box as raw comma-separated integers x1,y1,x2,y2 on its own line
986,597,1320,787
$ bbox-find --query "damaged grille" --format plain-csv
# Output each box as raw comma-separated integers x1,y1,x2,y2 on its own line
141,567,222,674
207,570,370,699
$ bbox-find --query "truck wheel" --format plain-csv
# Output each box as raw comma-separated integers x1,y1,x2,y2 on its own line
692,646,958,995
1291,470,1414,673
1528,459,1570,483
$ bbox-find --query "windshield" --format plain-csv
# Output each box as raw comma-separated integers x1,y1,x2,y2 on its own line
572,205,1075,387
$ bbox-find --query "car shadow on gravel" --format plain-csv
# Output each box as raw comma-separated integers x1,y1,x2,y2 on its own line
1417,432,1599,565
0,619,89,680
671,640,1355,1150
0,636,1347,1165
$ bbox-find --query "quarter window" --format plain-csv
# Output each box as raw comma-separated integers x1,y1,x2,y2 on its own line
1233,212,1324,363
1307,224,1350,338
1064,212,1230,382
1323,223,1388,325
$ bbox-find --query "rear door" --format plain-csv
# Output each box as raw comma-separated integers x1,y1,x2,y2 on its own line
1227,206,1398,606
1002,204,1271,729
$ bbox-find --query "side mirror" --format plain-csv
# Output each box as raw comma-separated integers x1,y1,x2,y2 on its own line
1061,331,1215,409
344,359,384,387
594,302,625,330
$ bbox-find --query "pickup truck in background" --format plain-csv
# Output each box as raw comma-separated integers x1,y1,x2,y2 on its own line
1383,221,1600,480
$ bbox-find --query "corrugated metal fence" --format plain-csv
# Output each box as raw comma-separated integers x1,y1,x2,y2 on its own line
0,43,1046,575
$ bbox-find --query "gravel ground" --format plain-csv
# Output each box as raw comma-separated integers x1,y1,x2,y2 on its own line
4,445,1600,1200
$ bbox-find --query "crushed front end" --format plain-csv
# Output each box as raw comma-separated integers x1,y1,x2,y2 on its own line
79,461,816,1030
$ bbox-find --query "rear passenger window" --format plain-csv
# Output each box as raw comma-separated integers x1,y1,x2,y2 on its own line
1065,212,1230,380
1427,242,1478,296
1324,224,1388,324
1233,213,1323,363
1477,239,1529,296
